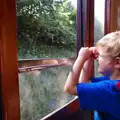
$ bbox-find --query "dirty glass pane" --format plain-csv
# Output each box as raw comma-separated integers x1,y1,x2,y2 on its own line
94,0,105,76
19,66,74,120
16,0,76,59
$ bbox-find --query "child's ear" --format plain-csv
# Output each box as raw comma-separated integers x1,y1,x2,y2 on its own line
114,57,120,69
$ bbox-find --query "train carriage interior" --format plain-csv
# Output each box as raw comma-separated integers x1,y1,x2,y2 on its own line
0,0,120,120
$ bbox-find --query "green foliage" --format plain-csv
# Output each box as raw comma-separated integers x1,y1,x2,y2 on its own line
16,0,76,58
18,45,76,59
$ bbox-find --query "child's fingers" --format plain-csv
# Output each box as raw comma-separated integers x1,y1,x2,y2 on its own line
93,47,98,54
88,47,98,59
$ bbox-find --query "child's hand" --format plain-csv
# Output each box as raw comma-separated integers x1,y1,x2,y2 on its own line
78,47,93,61
89,47,98,59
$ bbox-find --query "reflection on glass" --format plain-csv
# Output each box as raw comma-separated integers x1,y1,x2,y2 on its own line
19,66,74,120
16,0,76,59
94,0,105,76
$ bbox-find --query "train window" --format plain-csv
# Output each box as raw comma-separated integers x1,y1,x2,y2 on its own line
16,0,77,119
19,66,74,119
94,0,105,76
16,0,76,59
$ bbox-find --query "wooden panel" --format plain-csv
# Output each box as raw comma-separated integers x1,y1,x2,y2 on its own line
76,0,94,51
89,0,94,47
110,0,118,32
0,0,20,120
104,0,111,34
18,58,75,73
81,0,94,47
76,0,84,54
105,0,120,33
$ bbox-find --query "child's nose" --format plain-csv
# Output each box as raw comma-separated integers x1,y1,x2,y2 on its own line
94,53,99,60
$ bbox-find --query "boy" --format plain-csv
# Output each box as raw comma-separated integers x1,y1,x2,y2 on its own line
64,31,120,120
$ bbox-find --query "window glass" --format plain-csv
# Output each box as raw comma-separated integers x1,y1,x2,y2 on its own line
16,0,76,59
94,0,105,76
19,66,74,119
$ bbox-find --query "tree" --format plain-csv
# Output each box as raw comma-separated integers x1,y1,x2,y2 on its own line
16,0,76,58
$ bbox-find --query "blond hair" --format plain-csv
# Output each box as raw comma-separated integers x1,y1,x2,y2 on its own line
96,31,120,57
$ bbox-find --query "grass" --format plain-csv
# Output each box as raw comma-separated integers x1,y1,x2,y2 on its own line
18,45,76,59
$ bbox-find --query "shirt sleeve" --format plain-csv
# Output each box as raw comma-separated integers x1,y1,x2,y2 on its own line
76,81,110,112
91,76,110,83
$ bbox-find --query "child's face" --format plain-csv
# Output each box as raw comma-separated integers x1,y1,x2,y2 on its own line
96,46,115,76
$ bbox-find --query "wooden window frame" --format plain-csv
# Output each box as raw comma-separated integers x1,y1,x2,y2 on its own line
0,0,20,120
0,0,95,120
